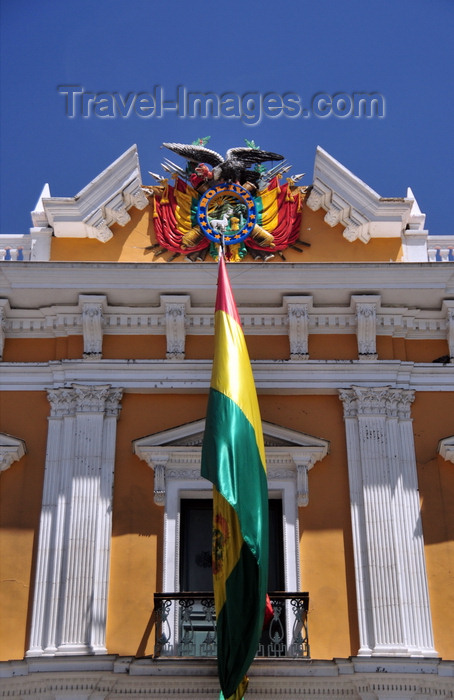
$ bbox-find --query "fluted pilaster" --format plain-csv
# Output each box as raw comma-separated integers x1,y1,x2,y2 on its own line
339,386,437,657
27,384,122,657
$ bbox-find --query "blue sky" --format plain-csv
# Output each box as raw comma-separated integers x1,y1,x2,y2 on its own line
1,0,453,237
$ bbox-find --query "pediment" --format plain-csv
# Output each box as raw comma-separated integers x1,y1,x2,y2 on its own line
133,418,328,450
36,145,148,242
133,420,329,507
306,147,426,245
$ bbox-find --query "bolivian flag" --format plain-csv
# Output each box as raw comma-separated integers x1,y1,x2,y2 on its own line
201,254,269,700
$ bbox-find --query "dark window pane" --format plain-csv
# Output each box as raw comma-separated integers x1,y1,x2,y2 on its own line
180,499,284,592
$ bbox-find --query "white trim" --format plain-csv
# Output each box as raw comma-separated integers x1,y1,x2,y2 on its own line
27,385,123,657
306,147,425,244
438,435,454,464
339,386,437,657
1,655,454,698
0,432,26,472
0,295,452,348
2,261,454,308
352,295,380,359
38,146,148,242
442,299,454,360
79,295,106,359
133,421,329,653
2,359,454,393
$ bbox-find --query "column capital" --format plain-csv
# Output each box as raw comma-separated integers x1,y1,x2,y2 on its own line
339,386,414,419
47,385,123,417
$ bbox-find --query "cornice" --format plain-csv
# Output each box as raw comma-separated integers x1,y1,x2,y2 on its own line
1,294,450,340
307,147,424,244
1,656,453,698
1,261,454,310
133,421,329,506
36,146,148,242
1,359,453,393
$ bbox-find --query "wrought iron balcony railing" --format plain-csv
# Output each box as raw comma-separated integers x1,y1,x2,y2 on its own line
153,591,309,659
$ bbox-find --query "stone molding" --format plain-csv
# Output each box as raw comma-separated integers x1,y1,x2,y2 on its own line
0,298,9,358
306,147,426,245
2,359,454,394
427,237,454,262
1,656,453,698
0,432,26,472
33,146,148,243
1,294,452,349
352,295,380,360
442,299,454,361
284,296,312,359
162,295,190,359
133,419,329,508
0,231,52,263
339,386,437,658
133,420,329,647
27,384,123,658
438,435,454,464
80,295,107,359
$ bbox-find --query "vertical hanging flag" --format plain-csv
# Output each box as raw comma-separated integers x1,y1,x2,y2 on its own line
201,253,269,700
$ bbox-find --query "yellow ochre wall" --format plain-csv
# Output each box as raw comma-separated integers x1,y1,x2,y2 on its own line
412,392,454,659
104,392,356,660
105,389,454,660
106,393,210,657
1,332,452,661
260,394,358,658
1,334,449,365
0,392,48,661
49,199,403,264
0,386,453,660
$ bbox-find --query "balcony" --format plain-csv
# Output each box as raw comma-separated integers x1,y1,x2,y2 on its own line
153,591,309,659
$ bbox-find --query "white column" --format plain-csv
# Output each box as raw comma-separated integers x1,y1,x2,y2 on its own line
27,384,122,657
339,386,437,657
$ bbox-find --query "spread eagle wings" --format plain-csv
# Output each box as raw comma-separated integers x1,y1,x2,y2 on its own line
161,143,224,167
162,143,284,167
224,147,284,165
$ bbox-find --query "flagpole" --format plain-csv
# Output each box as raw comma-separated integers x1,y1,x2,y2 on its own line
202,246,269,700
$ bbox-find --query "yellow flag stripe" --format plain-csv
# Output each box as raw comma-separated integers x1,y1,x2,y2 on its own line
258,184,279,230
174,187,195,231
210,310,266,469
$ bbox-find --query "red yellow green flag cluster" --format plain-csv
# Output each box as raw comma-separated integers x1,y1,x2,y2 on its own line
153,176,302,254
201,254,269,700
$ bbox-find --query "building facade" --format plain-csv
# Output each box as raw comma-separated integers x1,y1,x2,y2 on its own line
0,145,453,698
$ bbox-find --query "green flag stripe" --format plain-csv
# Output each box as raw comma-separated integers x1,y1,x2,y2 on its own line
216,542,264,698
201,388,268,565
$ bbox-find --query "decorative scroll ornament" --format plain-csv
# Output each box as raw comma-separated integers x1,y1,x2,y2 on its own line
147,138,308,262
